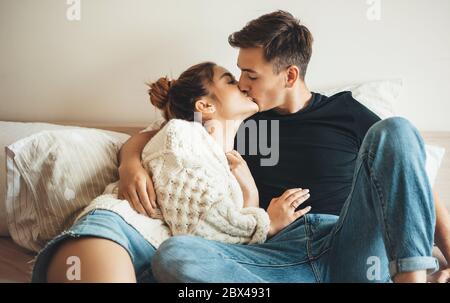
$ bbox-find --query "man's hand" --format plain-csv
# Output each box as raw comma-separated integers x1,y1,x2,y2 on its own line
267,188,311,237
226,150,259,208
118,161,157,217
428,268,450,283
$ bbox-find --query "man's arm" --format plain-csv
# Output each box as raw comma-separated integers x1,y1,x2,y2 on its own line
117,129,159,216
118,130,158,167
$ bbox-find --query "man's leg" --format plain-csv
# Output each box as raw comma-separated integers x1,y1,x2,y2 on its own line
316,117,438,282
152,218,318,283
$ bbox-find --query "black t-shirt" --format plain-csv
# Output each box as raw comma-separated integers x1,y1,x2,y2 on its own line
234,91,381,216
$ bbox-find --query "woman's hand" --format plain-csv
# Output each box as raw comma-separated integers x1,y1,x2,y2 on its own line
118,161,157,217
267,188,311,237
226,150,259,208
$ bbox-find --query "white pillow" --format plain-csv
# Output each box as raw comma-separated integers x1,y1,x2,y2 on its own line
317,79,401,120
425,145,446,187
0,122,80,236
2,124,129,251
0,122,130,237
315,79,445,187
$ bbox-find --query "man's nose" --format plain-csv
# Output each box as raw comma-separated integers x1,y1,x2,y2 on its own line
238,76,249,93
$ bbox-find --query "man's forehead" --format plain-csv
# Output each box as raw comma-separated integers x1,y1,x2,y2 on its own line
237,48,267,72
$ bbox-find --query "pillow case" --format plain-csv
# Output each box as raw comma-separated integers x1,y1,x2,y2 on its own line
316,79,445,187
0,122,84,236
5,128,129,252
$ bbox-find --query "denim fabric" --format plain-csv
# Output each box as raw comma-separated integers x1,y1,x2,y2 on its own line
31,209,157,283
152,117,438,283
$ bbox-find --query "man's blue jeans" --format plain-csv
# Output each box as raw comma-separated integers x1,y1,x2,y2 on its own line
151,117,439,282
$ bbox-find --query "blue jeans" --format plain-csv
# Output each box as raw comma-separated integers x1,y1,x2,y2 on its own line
32,209,157,283
151,117,438,282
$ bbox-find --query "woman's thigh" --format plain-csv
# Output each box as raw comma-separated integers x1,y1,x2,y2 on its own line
47,237,136,283
32,209,157,283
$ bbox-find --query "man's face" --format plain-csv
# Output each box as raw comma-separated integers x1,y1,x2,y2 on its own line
237,47,286,112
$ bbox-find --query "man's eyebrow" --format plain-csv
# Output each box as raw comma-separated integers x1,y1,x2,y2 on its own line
220,72,235,80
237,65,257,74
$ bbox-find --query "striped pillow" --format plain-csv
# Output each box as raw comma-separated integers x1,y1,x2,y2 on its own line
5,129,128,252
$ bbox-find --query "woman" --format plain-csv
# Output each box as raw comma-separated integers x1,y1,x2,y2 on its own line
32,62,311,282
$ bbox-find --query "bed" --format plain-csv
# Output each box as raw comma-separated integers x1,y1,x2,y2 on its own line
1,127,449,283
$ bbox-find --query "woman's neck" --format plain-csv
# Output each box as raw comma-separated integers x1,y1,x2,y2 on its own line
204,119,242,153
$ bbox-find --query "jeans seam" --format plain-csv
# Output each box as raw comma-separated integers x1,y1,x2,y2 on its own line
220,257,311,268
305,215,322,283
367,160,396,262
330,155,366,238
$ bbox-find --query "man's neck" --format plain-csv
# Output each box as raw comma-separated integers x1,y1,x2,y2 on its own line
273,83,313,115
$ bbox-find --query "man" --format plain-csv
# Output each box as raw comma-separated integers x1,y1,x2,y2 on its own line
118,11,450,282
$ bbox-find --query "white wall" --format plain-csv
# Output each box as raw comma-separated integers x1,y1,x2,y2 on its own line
1,0,449,130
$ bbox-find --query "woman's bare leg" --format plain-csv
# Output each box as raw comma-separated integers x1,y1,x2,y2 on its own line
47,237,136,283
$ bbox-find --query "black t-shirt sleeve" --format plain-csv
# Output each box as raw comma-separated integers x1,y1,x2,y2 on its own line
349,96,382,145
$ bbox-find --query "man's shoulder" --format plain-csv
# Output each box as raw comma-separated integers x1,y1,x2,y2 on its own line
320,90,373,113
320,90,354,104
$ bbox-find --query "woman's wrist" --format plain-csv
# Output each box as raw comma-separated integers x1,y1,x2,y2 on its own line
242,189,259,208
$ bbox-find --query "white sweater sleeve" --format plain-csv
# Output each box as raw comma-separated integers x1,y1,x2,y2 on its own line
193,201,270,244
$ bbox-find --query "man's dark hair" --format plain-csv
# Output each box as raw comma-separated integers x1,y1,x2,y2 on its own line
229,10,313,80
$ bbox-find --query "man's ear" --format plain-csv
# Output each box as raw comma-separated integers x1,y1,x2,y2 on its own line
286,65,300,88
195,99,216,114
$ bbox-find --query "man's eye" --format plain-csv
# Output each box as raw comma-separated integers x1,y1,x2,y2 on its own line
248,75,257,81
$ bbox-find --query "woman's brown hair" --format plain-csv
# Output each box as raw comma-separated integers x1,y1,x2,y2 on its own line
148,62,216,121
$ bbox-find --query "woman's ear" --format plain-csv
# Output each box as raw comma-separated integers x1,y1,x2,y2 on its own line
195,99,216,114
285,65,300,88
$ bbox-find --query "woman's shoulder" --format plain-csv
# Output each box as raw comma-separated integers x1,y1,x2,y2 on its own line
162,119,206,148
142,119,209,158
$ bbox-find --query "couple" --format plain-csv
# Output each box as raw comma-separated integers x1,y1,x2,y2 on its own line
32,10,450,283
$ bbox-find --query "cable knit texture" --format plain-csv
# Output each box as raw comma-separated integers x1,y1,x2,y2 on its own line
76,119,270,247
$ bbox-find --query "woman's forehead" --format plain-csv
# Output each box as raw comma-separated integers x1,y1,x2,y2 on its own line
214,65,232,79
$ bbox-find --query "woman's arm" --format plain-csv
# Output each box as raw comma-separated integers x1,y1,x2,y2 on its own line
226,150,259,208
117,129,159,216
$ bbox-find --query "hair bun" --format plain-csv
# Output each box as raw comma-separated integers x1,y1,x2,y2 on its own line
148,77,175,110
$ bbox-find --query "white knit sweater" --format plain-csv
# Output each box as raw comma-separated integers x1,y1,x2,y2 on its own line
76,119,270,248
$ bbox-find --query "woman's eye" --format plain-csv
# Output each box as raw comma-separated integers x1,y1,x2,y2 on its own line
228,78,238,84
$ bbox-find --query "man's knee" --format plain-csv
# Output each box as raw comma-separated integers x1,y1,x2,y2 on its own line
152,235,203,282
371,117,418,138
364,117,424,154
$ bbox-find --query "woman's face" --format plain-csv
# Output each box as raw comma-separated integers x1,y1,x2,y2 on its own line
206,65,259,121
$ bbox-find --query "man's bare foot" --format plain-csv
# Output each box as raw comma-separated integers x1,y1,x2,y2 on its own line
393,270,427,283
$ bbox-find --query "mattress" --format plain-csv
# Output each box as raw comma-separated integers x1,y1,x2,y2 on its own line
0,127,449,283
